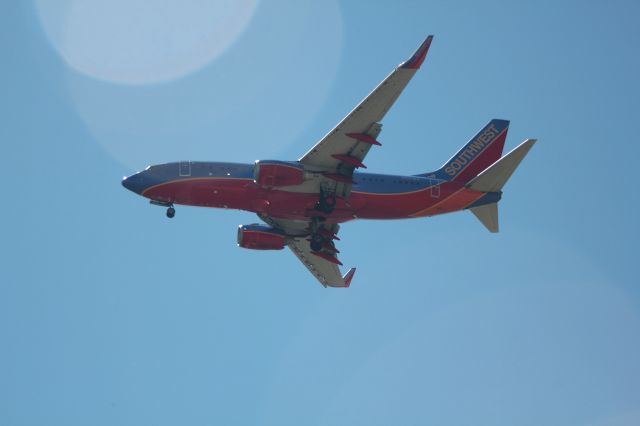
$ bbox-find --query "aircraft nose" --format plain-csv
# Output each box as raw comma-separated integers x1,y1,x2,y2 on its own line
121,172,146,194
121,175,132,190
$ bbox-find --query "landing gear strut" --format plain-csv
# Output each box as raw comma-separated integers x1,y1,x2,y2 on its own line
315,189,337,214
150,199,175,218
310,233,324,252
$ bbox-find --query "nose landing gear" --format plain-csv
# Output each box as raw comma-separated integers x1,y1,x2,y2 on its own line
150,200,175,218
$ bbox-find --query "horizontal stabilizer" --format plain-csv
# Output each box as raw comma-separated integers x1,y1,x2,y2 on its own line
467,139,537,192
470,203,499,233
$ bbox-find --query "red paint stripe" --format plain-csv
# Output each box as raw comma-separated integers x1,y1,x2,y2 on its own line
323,242,339,254
343,268,356,287
311,251,343,266
318,228,340,240
452,129,508,184
332,154,367,168
346,133,382,146
402,35,433,69
411,188,485,217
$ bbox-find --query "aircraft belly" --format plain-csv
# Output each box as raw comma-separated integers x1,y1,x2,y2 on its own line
409,188,485,218
189,182,252,209
258,189,360,223
143,178,255,210
350,184,483,219
351,191,426,219
144,178,483,222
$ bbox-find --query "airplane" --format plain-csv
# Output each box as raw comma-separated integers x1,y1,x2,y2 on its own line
122,35,536,288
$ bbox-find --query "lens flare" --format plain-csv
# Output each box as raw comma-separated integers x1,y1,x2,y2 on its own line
35,0,258,85
58,1,342,170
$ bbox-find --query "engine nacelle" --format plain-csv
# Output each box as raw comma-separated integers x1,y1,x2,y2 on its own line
254,160,304,187
237,224,286,250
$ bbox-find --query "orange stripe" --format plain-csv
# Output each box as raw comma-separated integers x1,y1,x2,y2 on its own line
410,188,484,217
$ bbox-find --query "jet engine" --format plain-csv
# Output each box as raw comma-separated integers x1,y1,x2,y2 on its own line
253,160,304,187
237,224,286,250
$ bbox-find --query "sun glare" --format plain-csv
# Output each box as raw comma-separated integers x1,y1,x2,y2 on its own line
35,0,259,85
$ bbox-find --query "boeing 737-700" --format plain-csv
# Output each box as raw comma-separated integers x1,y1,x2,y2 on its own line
122,36,536,288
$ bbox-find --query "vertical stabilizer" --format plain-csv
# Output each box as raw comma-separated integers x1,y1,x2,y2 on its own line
420,119,510,183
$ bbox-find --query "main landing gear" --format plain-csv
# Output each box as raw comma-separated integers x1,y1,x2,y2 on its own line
166,207,175,218
309,232,339,253
315,189,337,214
310,233,324,252
309,217,338,253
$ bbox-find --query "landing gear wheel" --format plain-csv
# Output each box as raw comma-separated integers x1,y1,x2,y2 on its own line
324,194,336,208
315,190,337,214
310,234,324,252
166,207,175,218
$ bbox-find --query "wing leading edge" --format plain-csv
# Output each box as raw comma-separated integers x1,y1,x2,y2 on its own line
278,37,434,288
299,36,433,172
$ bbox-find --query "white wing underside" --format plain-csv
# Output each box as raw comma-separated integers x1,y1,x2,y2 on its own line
299,36,433,172
269,37,433,288
261,215,351,288
287,238,354,288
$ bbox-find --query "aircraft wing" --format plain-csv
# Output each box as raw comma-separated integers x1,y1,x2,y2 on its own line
299,36,433,173
258,214,356,288
287,237,356,288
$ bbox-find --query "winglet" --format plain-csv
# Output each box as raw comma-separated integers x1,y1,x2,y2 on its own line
401,35,434,69
343,268,356,288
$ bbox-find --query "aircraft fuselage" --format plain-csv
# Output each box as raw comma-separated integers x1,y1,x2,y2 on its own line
122,161,500,224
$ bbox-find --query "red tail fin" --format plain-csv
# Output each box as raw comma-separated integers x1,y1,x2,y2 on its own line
429,119,509,183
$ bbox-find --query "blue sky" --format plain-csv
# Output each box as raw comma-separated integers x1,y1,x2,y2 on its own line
2,1,639,425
